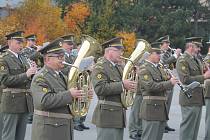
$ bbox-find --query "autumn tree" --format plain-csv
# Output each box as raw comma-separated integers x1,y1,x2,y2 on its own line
117,32,136,57
64,2,90,36
0,0,66,44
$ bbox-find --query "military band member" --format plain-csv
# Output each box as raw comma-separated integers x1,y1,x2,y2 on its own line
91,37,137,140
176,37,210,140
22,34,37,57
204,41,210,140
0,31,37,140
22,34,38,124
0,45,9,140
30,38,89,140
138,42,178,140
60,34,75,75
156,35,182,132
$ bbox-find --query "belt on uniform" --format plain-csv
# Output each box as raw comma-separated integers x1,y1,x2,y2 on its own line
3,88,31,93
143,96,167,101
34,109,72,120
98,100,122,107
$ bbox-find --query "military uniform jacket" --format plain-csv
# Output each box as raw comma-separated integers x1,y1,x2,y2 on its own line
139,61,173,121
176,52,204,106
30,65,73,140
0,50,33,113
204,54,210,98
91,57,126,128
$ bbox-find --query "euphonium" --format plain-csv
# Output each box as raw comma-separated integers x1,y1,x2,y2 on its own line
121,39,151,107
67,35,101,117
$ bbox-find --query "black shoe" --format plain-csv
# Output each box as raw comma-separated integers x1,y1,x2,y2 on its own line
165,126,175,131
79,124,90,130
129,134,141,140
74,125,84,131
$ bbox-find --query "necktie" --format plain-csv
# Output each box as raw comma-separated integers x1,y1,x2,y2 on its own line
18,55,23,64
115,64,122,77
59,72,67,85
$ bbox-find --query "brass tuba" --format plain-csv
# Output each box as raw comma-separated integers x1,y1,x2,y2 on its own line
121,39,151,107
67,35,101,117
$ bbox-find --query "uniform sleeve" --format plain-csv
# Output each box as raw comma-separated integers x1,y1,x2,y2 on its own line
139,68,173,92
0,59,29,87
30,76,72,110
176,59,204,84
91,65,123,96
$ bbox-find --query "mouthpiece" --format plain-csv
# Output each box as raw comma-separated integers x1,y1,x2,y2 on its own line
62,61,78,68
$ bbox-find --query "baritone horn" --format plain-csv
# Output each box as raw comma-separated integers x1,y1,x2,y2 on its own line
66,35,101,117
121,39,151,108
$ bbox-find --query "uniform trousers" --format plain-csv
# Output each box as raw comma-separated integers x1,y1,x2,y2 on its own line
96,127,124,140
73,115,86,126
128,94,143,136
205,99,210,140
179,106,202,140
2,113,28,140
165,89,173,127
0,111,2,140
141,120,165,140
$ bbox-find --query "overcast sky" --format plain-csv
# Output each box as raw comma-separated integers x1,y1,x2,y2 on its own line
0,0,23,7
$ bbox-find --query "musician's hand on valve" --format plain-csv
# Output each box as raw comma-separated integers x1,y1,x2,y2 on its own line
87,89,94,99
204,70,210,79
26,66,37,77
176,48,182,56
69,88,83,98
170,77,179,85
123,80,137,91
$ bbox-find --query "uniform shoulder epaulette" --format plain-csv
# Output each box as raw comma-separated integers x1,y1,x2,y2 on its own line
94,62,104,70
2,52,8,57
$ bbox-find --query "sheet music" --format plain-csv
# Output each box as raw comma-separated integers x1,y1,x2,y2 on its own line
79,56,95,71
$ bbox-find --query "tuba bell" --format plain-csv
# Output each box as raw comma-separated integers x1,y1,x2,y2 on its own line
66,35,101,117
121,39,151,108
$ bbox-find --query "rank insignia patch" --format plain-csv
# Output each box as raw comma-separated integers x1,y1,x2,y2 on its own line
42,88,48,93
97,74,102,79
0,65,5,70
181,66,186,71
143,75,149,80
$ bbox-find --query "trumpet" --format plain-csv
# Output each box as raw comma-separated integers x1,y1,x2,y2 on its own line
168,46,183,56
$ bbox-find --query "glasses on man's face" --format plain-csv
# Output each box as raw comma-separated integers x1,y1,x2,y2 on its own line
110,48,124,53
48,54,65,60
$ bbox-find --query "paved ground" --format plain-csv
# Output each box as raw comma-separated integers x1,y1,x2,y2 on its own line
24,84,206,140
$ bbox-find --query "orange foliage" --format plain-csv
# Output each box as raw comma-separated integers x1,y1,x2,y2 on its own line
117,32,136,57
0,0,66,45
64,2,90,35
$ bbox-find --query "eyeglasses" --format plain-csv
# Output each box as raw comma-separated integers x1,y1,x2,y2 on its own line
48,54,65,60
109,48,124,53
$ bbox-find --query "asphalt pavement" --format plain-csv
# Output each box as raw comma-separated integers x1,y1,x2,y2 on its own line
24,84,206,140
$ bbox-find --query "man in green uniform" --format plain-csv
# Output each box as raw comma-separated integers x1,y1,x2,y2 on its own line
91,37,137,140
60,34,90,131
30,38,90,140
21,34,38,124
203,41,210,140
138,42,178,140
156,35,182,132
0,31,37,140
0,45,9,140
176,37,210,140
